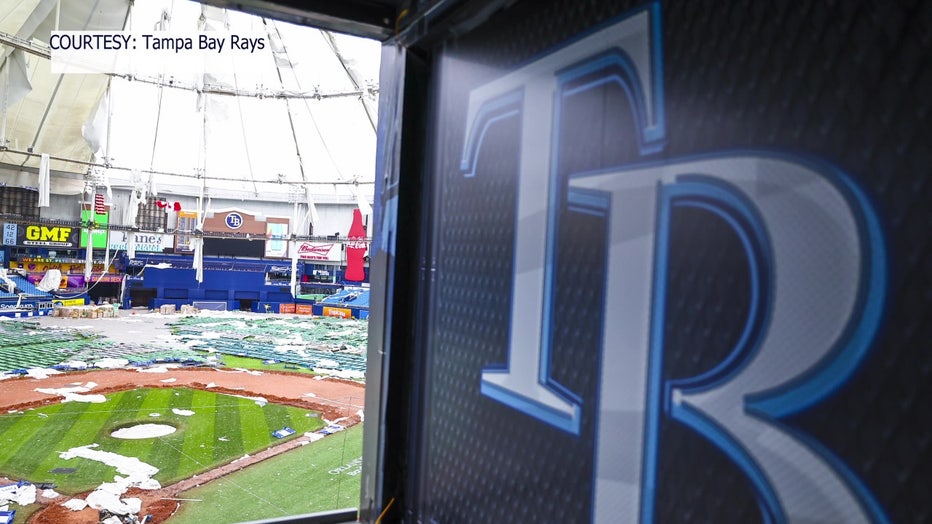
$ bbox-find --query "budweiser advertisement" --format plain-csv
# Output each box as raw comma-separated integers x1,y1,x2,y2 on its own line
296,242,341,262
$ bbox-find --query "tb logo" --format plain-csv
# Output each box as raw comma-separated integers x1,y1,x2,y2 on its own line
462,3,887,523
225,212,244,230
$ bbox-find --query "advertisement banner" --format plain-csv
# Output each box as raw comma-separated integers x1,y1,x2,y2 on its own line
0,299,53,311
322,306,352,319
295,304,314,315
9,223,80,248
279,303,296,314
296,242,341,262
53,298,86,307
13,259,116,275
265,222,289,258
109,231,171,253
79,209,109,248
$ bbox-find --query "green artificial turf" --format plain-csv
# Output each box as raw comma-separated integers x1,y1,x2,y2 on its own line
169,424,363,524
0,388,324,494
217,354,317,375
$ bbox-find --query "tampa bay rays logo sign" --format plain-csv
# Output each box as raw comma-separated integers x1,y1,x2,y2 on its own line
461,3,888,523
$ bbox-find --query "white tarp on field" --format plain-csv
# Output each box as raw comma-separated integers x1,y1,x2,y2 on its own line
0,482,36,506
59,444,160,515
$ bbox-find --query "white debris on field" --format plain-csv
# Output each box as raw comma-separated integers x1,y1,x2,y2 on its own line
26,368,60,379
63,498,88,511
59,444,160,516
232,394,268,407
137,365,170,373
95,358,130,369
35,382,107,403
111,424,176,439
313,368,365,380
0,482,36,506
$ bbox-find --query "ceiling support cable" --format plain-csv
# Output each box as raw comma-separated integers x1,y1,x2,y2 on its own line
263,17,317,225
148,82,166,177
265,18,307,186
196,35,209,228
1,57,8,147
322,30,377,134
215,6,258,197
0,148,373,185
100,76,113,197
320,29,373,210
231,62,258,197
265,22,346,184
102,0,132,182
144,0,175,197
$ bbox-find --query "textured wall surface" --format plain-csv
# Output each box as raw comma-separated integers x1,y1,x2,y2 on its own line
410,0,929,522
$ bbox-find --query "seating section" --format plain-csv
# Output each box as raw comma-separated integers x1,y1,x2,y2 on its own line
10,276,52,297
0,320,207,374
318,288,370,309
170,315,367,373
0,314,366,378
134,255,275,273
0,275,54,299
0,321,96,372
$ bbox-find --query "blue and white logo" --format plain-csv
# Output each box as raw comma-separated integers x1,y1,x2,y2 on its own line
225,212,244,230
462,2,888,523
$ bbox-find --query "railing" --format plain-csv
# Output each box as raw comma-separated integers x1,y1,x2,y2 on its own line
239,508,358,524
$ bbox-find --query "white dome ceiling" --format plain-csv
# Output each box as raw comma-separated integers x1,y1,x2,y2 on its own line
0,0,380,204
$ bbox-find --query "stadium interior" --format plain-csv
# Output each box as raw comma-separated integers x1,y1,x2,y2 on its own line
1,1,929,524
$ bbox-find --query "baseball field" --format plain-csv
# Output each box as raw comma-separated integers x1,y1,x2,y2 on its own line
0,311,366,524
0,387,325,493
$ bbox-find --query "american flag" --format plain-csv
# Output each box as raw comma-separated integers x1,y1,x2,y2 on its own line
94,193,105,214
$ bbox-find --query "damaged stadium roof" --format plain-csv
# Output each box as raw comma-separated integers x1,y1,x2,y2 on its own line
0,0,380,203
